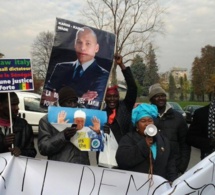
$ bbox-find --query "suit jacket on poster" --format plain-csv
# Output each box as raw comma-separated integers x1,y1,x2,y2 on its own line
46,60,109,104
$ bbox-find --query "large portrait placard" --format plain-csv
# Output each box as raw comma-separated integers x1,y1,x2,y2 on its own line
40,18,116,110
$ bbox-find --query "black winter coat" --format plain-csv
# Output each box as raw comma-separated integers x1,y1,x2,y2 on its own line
104,67,137,143
153,107,191,174
116,131,177,182
187,105,211,159
38,115,90,164
0,117,37,158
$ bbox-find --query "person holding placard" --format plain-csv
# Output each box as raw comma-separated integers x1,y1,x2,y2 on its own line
0,92,37,157
38,86,92,164
103,54,137,143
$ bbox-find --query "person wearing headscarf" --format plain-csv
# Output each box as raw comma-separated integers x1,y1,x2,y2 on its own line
116,103,177,182
103,54,137,143
38,86,90,164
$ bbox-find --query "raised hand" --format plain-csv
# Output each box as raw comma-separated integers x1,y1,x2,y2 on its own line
114,54,126,70
89,116,101,134
57,110,69,123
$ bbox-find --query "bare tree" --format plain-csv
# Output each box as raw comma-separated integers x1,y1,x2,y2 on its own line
31,31,54,79
81,0,165,84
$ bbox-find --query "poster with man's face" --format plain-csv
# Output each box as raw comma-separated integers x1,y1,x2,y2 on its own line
40,18,116,110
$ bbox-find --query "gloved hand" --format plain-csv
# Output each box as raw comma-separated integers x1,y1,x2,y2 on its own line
3,134,15,147
103,123,110,134
64,126,77,140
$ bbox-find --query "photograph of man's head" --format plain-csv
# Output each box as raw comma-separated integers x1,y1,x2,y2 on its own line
40,18,116,110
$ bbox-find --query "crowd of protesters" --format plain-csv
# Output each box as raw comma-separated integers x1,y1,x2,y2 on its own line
3,53,214,186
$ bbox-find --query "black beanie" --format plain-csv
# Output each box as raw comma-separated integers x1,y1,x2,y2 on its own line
0,92,18,103
58,86,78,105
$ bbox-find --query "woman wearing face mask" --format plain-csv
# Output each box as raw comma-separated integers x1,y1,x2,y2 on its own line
116,103,177,183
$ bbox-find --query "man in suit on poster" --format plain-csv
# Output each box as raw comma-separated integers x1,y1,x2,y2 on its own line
45,26,109,108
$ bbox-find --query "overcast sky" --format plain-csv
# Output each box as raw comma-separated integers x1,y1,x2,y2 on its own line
0,0,214,79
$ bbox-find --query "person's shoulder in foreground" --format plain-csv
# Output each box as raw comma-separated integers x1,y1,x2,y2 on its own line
187,102,214,159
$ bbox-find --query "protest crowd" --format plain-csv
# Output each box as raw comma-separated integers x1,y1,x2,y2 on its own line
1,22,215,194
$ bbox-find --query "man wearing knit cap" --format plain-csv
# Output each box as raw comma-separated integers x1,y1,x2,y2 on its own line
57,86,84,108
148,83,190,176
103,54,137,143
38,86,90,164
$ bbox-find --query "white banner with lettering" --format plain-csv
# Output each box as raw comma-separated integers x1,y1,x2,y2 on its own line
0,152,215,195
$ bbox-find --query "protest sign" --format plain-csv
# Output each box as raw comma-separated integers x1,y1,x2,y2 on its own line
0,59,33,92
0,152,170,195
1,152,215,194
48,106,107,151
40,18,116,109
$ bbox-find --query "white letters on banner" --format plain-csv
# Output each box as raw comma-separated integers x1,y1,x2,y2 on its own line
1,152,215,194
